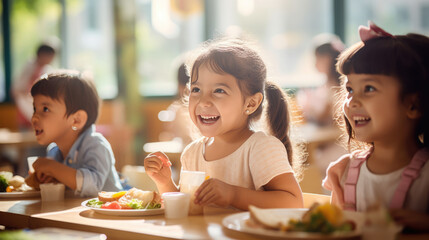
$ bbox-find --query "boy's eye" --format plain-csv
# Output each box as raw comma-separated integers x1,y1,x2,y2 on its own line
191,87,200,93
214,88,225,94
364,85,376,92
43,107,49,112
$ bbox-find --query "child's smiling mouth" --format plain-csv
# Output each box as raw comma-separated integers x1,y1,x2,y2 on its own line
199,115,220,124
35,129,44,136
353,116,371,127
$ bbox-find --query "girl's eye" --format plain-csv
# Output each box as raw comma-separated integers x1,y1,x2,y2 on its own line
346,86,353,94
364,85,376,92
43,107,49,112
191,87,200,93
214,88,225,94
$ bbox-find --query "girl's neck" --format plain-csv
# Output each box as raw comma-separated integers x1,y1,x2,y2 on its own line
367,139,421,174
204,127,254,161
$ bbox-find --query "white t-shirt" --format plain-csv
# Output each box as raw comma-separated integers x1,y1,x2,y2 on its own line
355,161,429,212
180,131,293,190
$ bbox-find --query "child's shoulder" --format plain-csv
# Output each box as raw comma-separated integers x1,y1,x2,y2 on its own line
80,125,113,151
182,136,206,154
326,153,353,175
247,131,283,146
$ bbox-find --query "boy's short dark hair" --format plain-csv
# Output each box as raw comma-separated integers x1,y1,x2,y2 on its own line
31,71,100,133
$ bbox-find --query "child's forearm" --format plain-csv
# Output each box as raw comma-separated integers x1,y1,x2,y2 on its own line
156,178,179,194
50,164,77,190
231,186,303,210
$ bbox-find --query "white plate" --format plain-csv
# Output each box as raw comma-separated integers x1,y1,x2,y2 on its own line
222,208,363,239
81,198,164,216
0,191,40,198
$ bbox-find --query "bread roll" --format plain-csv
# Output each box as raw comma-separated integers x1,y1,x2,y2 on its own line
249,205,288,230
8,175,25,188
24,173,40,190
98,191,123,202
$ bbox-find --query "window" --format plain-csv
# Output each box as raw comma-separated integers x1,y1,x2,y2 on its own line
136,0,205,97
207,0,333,89
136,0,333,96
10,0,61,100
63,0,117,99
345,0,429,45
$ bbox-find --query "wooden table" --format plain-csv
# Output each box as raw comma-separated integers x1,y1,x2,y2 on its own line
1,196,428,240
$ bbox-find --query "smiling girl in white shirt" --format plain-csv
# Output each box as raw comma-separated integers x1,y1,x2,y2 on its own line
144,38,303,210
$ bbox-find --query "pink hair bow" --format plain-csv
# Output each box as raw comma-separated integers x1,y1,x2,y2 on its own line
358,21,393,42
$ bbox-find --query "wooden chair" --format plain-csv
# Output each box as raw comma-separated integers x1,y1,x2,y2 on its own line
302,192,331,208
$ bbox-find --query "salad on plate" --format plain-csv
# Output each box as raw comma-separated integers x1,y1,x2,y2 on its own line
85,187,162,210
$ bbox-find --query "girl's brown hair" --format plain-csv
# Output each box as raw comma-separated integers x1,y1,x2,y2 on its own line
31,71,100,133
336,34,429,150
187,38,300,172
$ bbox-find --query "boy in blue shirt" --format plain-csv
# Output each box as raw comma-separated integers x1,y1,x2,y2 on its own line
30,71,123,197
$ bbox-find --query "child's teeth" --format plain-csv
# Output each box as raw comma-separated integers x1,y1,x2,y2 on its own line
201,116,217,120
353,116,370,121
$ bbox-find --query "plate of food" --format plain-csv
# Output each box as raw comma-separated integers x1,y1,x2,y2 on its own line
0,171,40,198
222,203,364,239
81,187,164,216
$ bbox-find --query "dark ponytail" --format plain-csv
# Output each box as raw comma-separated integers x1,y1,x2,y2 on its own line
264,81,293,165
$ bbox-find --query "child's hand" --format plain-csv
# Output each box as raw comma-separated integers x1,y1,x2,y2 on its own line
32,157,58,183
194,178,235,208
390,209,429,232
144,151,172,185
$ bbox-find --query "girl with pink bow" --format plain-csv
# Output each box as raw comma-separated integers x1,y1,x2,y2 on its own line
323,21,429,232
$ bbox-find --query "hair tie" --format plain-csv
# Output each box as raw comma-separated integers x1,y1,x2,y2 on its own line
358,21,393,42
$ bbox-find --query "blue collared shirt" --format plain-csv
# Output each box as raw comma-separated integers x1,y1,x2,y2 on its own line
47,124,123,197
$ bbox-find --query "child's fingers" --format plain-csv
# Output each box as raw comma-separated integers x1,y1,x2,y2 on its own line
195,180,211,202
44,176,55,183
39,173,50,182
197,190,216,205
150,152,172,167
144,156,163,170
36,171,44,182
145,165,161,174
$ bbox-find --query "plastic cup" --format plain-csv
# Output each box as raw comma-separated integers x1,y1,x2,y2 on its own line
179,170,206,215
27,156,38,173
40,183,65,201
162,192,190,219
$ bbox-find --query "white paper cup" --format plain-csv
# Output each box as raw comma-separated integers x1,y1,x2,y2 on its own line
179,170,206,215
40,183,65,201
162,192,190,219
27,156,38,173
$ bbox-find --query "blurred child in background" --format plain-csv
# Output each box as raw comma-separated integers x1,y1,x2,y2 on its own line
12,41,58,129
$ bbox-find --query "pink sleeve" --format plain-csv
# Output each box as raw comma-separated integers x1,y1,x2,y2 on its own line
322,154,351,209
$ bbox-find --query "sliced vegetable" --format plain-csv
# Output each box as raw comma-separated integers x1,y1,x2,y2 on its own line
86,199,104,208
101,201,121,209
6,186,14,192
0,175,8,192
111,191,127,199
127,199,143,209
